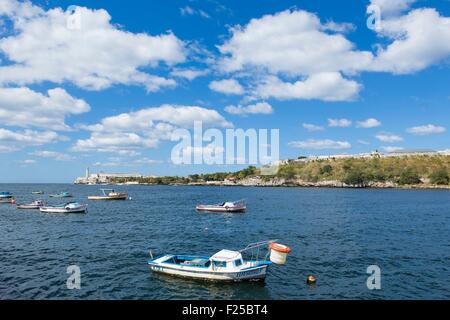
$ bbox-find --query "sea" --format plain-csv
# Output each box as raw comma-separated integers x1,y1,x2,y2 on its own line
1,184,449,299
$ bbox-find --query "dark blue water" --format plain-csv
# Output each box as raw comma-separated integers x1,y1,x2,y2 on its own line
0,184,449,299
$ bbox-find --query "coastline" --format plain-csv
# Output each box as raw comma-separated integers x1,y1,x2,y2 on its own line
82,178,450,190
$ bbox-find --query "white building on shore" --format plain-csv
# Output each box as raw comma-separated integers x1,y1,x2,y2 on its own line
74,168,142,184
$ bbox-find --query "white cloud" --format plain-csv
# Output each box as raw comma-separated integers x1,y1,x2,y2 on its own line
254,73,360,101
217,10,374,102
406,124,446,135
93,157,163,167
289,139,351,150
302,123,324,132
170,68,209,80
376,133,403,143
358,139,371,145
382,146,404,153
357,118,382,128
73,104,232,154
18,159,36,165
369,0,417,16
180,6,210,19
218,10,372,75
209,79,244,95
31,150,75,161
224,102,273,115
328,118,352,127
0,87,90,130
0,128,62,152
370,9,450,74
0,1,186,91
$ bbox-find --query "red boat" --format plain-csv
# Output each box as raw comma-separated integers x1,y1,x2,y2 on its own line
196,200,246,213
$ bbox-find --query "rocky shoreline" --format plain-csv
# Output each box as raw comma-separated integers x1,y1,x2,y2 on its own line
184,176,450,190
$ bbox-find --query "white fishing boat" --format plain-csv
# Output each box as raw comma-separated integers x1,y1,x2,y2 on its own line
40,202,88,214
196,199,246,213
88,189,128,200
147,240,291,282
17,200,44,210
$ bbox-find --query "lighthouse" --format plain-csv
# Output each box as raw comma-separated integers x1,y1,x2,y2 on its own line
86,167,90,179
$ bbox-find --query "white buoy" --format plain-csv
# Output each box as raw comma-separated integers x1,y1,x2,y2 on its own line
269,242,292,265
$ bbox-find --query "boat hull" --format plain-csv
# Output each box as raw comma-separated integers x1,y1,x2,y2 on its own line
40,206,87,214
17,205,41,209
0,199,14,204
196,205,246,213
148,262,268,282
88,195,127,200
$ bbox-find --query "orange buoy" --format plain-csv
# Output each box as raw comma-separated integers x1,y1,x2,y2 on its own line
269,242,292,265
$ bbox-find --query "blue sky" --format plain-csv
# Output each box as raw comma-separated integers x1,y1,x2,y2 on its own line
0,0,449,182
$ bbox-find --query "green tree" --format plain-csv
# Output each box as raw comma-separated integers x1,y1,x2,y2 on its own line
320,164,333,175
398,169,421,185
343,169,367,187
429,168,449,185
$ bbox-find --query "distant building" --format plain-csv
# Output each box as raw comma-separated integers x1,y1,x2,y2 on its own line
74,168,142,184
385,149,437,157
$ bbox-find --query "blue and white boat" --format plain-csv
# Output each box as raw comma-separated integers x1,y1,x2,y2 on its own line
148,241,291,282
49,192,73,198
40,202,87,214
0,191,13,199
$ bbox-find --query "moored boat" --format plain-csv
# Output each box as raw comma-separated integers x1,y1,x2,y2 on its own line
0,198,15,204
0,191,13,199
88,189,128,200
148,240,291,282
32,191,44,195
49,192,73,198
196,199,246,213
40,202,87,214
17,200,44,210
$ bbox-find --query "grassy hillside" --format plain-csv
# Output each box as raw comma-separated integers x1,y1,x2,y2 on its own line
274,155,450,186
113,155,450,187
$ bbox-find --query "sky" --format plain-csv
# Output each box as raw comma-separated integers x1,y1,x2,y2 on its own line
0,0,449,182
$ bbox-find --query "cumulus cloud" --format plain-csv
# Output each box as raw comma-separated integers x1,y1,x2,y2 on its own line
370,8,450,74
224,102,273,115
0,87,90,130
357,118,382,128
214,7,450,101
302,123,324,132
406,124,446,135
209,79,244,95
30,150,75,161
170,68,209,80
375,133,403,143
0,128,62,152
254,73,360,101
73,104,232,154
289,139,351,150
328,118,352,127
369,0,417,16
0,1,186,91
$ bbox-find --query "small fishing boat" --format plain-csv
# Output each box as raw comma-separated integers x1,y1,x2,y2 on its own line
17,200,44,210
196,199,246,213
0,191,13,199
0,198,15,204
88,189,128,200
32,191,44,195
148,241,291,282
49,192,73,198
40,202,87,214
